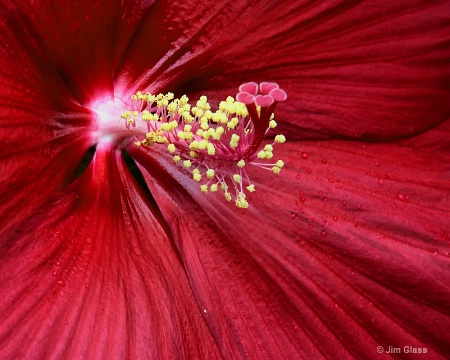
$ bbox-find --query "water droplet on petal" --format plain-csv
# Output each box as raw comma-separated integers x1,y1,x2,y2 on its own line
322,159,327,164
301,152,308,159
397,193,406,201
291,213,297,219
332,216,338,221
306,168,312,173
320,230,327,237
378,179,384,185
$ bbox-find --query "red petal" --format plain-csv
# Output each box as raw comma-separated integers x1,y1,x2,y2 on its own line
1,0,157,104
127,126,450,358
118,0,450,140
0,144,220,359
0,13,96,237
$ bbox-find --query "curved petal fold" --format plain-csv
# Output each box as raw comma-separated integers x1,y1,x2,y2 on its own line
128,128,450,358
1,0,157,104
0,8,96,237
0,145,220,359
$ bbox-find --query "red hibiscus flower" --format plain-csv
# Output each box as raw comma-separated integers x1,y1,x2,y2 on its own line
1,1,450,359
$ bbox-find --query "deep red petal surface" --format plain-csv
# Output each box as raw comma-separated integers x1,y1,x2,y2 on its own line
128,123,450,358
0,145,220,359
1,0,158,104
117,0,450,140
0,9,96,237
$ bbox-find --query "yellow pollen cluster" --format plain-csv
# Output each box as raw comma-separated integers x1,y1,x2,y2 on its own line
123,87,287,208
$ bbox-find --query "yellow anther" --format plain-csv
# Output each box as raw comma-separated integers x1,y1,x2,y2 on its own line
177,131,186,140
230,134,240,148
237,160,245,168
194,107,204,117
227,117,239,129
246,184,255,192
264,151,273,159
160,123,171,131
198,140,208,150
200,184,208,193
269,120,277,128
201,122,209,130
207,143,216,155
206,169,215,178
131,95,137,101
180,95,189,104
155,136,168,143
168,144,176,153
183,160,191,168
216,126,225,135
235,103,248,116
233,174,241,182
133,111,139,116
167,102,177,112
204,110,213,119
184,124,192,132
189,140,199,150
257,150,266,159
236,193,249,209
173,155,180,163
134,141,141,146
193,171,202,182
276,160,284,168
183,113,194,123
275,134,286,143
189,151,197,158
272,167,281,174
225,193,232,201
264,144,273,152
210,184,218,192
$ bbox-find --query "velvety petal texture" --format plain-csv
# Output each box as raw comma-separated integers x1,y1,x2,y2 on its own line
128,119,450,358
116,0,450,140
0,4,95,237
0,145,220,359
